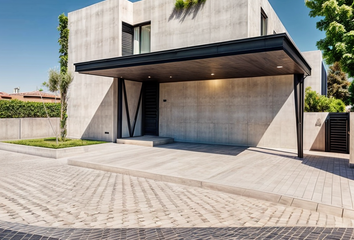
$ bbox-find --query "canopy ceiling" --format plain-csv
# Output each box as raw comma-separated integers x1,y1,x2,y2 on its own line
75,33,311,82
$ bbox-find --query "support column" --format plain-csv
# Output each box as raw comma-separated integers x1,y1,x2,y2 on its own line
294,74,305,158
117,78,123,139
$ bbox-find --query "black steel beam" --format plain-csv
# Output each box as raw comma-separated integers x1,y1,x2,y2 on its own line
117,78,123,139
294,74,304,158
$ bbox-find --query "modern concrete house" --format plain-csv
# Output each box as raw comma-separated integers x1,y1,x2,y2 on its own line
68,0,327,158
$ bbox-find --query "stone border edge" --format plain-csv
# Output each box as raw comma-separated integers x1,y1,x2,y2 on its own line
68,158,351,219
0,142,113,159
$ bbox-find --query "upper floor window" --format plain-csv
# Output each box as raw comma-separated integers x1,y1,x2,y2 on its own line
134,23,151,54
122,22,151,56
261,9,268,36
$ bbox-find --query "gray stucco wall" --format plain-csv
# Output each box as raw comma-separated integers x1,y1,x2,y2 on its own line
248,0,287,37
0,118,59,141
302,51,324,95
68,0,133,141
122,80,142,138
159,75,297,148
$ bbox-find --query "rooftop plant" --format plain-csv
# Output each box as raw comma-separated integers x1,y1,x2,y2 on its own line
175,0,206,10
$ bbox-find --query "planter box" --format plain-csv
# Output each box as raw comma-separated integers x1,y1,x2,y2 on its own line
0,142,112,159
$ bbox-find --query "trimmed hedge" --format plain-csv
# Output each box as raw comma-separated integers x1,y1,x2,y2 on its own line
0,100,60,118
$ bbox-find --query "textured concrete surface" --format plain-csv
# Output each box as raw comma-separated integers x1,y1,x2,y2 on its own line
1,149,353,229
159,76,297,149
1,224,354,240
0,118,59,141
117,136,174,147
68,143,354,215
302,51,324,95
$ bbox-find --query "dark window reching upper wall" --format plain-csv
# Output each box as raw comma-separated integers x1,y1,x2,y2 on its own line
122,22,134,56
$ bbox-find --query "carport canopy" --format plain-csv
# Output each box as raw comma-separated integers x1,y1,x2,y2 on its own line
74,33,311,158
75,33,311,82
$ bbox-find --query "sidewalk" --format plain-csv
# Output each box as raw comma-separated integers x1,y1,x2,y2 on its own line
69,142,354,218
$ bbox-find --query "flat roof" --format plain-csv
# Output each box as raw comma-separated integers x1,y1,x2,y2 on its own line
75,33,311,82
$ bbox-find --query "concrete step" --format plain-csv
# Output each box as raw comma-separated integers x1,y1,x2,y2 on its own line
116,136,174,147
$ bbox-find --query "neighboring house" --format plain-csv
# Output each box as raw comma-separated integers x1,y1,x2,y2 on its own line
0,92,12,100
68,0,327,158
10,91,60,103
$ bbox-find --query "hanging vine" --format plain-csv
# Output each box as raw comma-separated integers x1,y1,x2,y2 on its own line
175,0,206,10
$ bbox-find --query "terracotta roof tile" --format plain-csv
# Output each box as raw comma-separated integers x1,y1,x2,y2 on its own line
10,91,60,99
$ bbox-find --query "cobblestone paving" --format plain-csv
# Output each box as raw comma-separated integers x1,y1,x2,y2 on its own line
1,150,354,231
1,221,354,240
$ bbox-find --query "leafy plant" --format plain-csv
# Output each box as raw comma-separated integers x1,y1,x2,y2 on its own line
305,0,354,77
327,62,350,105
0,100,60,118
305,87,346,113
175,0,206,10
175,0,185,9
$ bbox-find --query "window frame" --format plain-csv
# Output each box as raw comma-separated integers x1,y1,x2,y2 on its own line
133,21,151,54
261,9,268,36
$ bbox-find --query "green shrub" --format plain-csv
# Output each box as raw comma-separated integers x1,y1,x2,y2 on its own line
175,0,185,9
0,100,60,118
305,87,346,113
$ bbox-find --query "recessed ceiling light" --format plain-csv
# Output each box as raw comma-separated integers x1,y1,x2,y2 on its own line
211,73,215,76
170,76,172,78
148,76,151,78
277,66,283,69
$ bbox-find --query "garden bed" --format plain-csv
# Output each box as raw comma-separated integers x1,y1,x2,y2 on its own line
3,137,105,149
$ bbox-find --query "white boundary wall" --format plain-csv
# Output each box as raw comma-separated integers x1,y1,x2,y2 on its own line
0,118,60,141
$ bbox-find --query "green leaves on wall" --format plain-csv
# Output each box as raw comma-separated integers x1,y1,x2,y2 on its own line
0,100,60,118
175,0,206,10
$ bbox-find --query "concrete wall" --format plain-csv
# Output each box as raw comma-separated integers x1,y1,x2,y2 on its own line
159,78,328,150
67,0,133,142
248,0,287,37
122,80,142,138
0,118,59,141
302,51,324,94
159,75,297,148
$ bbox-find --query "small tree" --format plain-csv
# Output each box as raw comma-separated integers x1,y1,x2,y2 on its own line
327,62,350,104
44,70,73,141
305,87,345,112
305,0,354,77
43,13,73,141
348,81,354,109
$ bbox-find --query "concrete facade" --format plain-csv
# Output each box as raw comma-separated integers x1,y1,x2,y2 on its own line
67,0,288,142
68,0,326,151
0,118,59,141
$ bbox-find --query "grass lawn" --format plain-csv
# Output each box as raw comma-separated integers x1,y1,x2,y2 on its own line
3,137,106,149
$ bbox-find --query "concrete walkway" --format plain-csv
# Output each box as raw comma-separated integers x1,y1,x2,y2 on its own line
68,142,354,218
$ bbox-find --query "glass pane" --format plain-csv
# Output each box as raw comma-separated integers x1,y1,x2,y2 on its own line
141,25,151,54
261,15,267,36
134,27,140,54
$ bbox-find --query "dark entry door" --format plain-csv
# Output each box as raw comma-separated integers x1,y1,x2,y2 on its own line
143,82,159,136
326,113,349,154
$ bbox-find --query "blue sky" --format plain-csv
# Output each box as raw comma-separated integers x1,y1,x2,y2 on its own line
0,0,325,93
